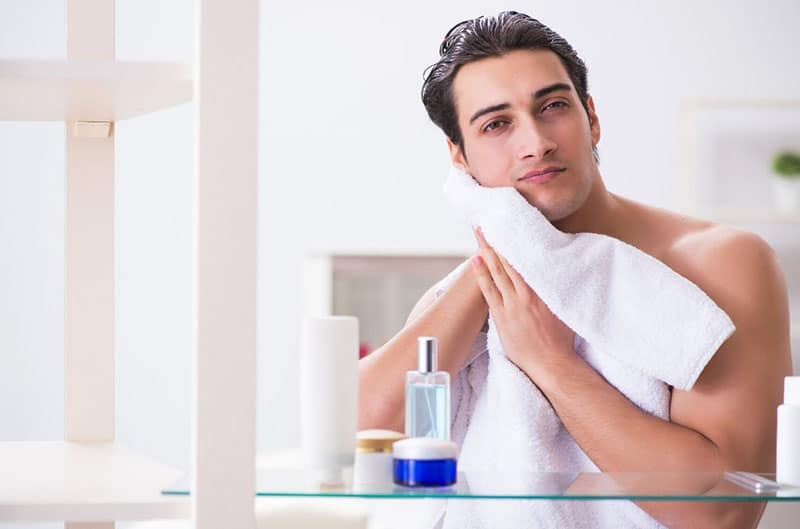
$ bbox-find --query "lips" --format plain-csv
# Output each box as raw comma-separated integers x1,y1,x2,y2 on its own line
519,167,565,184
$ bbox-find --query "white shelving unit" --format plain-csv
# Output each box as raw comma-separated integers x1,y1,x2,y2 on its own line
1,1,259,527
0,1,194,526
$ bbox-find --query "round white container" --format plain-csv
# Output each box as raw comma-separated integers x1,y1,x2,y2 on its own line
392,437,458,487
353,429,405,492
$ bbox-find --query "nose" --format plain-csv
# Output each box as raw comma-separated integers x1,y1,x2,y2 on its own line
515,117,557,160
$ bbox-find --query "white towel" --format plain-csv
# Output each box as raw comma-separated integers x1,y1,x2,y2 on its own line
437,166,736,529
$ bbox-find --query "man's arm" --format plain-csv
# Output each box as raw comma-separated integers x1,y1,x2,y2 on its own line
357,261,488,432
472,228,793,529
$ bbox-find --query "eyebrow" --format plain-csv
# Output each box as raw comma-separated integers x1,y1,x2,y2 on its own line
534,82,572,100
467,82,573,125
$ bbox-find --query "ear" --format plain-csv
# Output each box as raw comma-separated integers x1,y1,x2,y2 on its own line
447,138,468,172
586,96,601,147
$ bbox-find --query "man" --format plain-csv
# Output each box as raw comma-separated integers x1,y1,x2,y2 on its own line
358,11,793,529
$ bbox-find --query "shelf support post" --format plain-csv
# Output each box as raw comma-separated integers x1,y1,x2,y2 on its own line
64,0,116,527
194,0,259,528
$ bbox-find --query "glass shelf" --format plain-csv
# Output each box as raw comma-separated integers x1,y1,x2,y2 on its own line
163,468,800,502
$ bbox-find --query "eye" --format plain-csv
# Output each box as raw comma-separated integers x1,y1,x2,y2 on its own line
542,101,568,112
482,119,509,133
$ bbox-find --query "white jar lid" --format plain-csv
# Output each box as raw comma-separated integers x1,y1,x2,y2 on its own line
393,437,457,460
786,376,800,406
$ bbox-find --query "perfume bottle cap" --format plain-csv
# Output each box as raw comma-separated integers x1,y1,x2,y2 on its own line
417,336,438,373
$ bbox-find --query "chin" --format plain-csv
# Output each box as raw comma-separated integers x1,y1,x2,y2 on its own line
540,207,572,223
531,181,593,222
519,193,576,222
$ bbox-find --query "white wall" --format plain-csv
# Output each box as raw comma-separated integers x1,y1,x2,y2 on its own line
1,1,799,527
0,0,66,446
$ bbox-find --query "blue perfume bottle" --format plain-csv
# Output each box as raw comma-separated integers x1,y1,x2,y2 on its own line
405,337,450,440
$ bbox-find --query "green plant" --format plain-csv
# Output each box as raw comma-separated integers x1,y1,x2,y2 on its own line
773,151,800,179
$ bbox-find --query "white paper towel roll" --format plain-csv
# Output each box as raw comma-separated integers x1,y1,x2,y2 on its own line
300,316,359,485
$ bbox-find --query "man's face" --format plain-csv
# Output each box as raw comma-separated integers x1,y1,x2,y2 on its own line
448,49,601,221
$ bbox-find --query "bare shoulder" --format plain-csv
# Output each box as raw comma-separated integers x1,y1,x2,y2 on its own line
653,214,792,470
622,200,791,377
616,197,785,308
663,222,786,311
661,220,790,360
667,222,774,272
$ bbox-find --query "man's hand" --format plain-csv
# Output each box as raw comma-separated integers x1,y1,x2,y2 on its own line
471,226,576,379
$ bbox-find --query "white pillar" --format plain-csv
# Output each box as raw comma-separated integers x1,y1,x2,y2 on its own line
64,1,115,528
193,0,259,528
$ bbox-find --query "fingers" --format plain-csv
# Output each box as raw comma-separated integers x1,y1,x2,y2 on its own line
471,254,503,309
475,227,543,306
474,227,516,300
496,251,534,302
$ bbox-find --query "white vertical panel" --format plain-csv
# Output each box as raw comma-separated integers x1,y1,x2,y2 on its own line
64,0,115,444
66,0,114,60
65,1,115,529
193,0,258,528
64,129,115,443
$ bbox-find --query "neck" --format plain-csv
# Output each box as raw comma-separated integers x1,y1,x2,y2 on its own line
552,172,621,236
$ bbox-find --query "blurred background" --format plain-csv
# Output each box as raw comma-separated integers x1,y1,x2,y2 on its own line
1,1,798,527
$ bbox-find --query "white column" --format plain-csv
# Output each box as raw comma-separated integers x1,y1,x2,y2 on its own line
64,121,115,443
64,1,115,528
193,0,259,528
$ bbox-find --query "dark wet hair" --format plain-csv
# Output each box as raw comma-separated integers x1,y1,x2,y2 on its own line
421,11,593,157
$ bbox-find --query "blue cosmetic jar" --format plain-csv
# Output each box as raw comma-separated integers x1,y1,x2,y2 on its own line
392,437,458,487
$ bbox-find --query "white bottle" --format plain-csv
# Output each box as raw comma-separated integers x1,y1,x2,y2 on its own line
300,316,359,485
777,376,800,486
